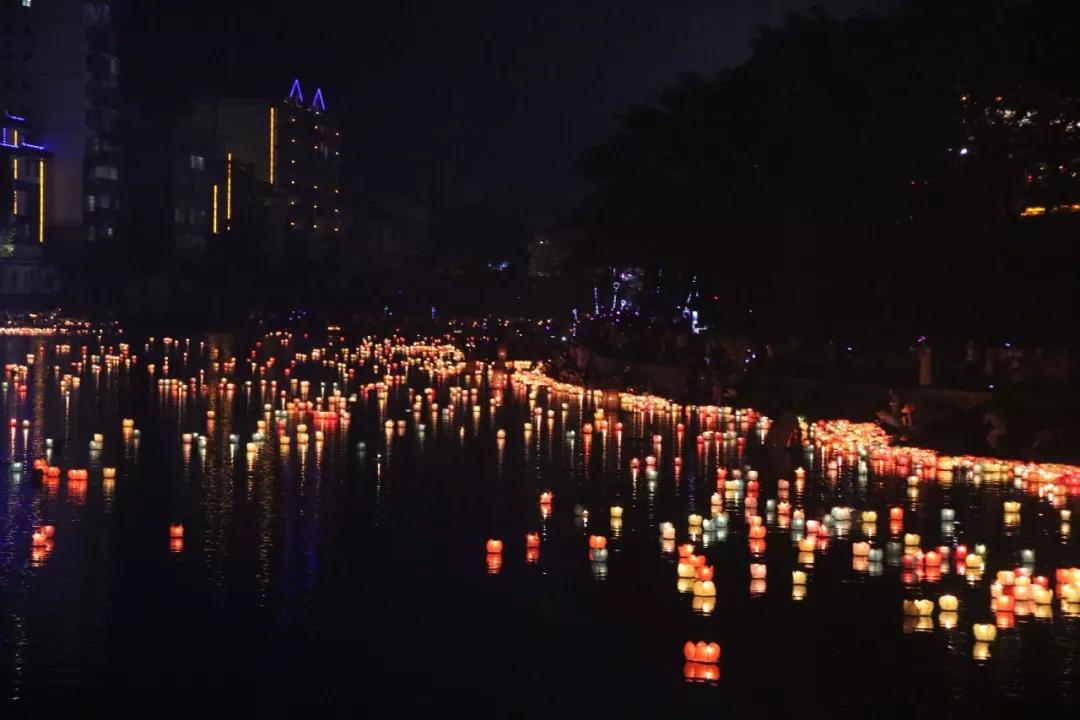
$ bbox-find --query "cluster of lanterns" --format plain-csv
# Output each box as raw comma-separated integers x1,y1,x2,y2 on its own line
6,323,1079,688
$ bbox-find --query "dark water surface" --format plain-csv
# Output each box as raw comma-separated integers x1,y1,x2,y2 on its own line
1,331,1078,718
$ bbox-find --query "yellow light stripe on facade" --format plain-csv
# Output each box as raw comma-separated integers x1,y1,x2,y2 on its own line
11,157,17,214
212,183,219,234
38,160,44,244
226,152,233,222
269,107,276,185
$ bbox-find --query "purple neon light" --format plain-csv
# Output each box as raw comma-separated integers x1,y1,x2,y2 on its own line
21,142,45,150
4,111,26,122
288,78,304,103
312,88,326,112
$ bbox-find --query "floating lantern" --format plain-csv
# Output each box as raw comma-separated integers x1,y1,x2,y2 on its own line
485,538,503,554
610,506,624,519
853,542,870,557
169,524,184,539
1031,585,1052,605
903,599,934,617
973,623,997,642
750,563,767,580
939,595,959,611
1003,500,1021,513
693,580,716,597
683,641,721,664
588,535,607,550
792,570,807,585
525,533,540,549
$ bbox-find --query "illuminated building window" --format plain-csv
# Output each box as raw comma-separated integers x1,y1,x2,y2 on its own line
226,152,232,222
22,0,32,7
189,155,205,171
86,195,96,212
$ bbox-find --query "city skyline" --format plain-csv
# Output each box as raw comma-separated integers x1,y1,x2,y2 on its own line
120,0,889,215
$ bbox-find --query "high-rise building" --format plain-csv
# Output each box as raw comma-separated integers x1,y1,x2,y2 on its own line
0,0,120,245
1,111,58,298
1,111,48,246
217,79,343,258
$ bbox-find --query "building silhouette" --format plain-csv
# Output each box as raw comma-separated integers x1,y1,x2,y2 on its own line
0,0,120,246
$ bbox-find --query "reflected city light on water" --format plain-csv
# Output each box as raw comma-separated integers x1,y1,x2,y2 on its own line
0,322,1078,713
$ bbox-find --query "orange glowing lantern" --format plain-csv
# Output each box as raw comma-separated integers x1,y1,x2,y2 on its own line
683,641,721,664
169,524,185,539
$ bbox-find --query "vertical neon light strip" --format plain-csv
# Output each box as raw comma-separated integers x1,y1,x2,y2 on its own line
38,160,44,244
269,107,276,185
212,184,219,234
226,152,233,225
11,157,16,214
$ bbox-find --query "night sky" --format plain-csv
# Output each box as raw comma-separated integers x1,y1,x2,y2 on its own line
124,0,889,217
